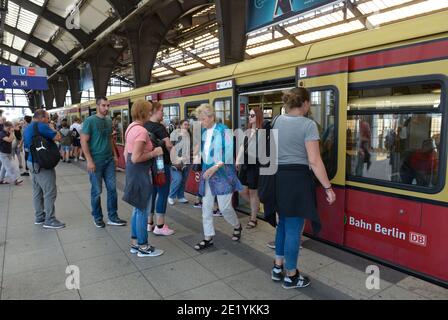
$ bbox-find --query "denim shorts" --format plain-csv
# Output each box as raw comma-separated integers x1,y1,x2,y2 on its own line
61,145,72,153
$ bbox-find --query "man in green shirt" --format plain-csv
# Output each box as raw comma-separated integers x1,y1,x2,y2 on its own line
81,97,126,228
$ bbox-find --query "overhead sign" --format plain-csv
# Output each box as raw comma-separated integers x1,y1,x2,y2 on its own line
0,90,5,101
247,0,336,33
0,65,48,90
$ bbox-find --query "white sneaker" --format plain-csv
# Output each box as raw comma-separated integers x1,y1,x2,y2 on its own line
168,197,175,205
178,198,189,204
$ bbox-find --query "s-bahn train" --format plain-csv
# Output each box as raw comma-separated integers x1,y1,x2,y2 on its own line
53,11,448,286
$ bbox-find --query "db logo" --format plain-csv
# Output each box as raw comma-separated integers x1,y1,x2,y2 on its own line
409,232,427,247
195,172,201,182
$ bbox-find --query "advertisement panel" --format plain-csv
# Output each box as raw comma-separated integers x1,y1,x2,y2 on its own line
247,0,336,33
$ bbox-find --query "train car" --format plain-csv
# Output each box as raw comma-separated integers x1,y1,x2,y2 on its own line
63,11,448,285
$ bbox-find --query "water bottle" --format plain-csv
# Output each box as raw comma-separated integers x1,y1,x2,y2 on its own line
156,155,164,173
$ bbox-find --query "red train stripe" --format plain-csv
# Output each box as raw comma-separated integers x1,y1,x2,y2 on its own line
300,38,448,78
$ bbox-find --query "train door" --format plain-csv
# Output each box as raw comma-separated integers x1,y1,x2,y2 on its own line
236,80,295,215
184,100,209,195
297,59,348,245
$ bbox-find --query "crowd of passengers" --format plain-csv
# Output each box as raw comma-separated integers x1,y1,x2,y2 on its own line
0,88,337,290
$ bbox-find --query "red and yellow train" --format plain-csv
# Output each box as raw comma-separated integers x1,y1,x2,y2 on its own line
52,11,448,286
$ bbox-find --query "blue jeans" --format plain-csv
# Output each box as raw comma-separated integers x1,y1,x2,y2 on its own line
275,215,305,272
151,166,171,214
131,196,151,245
169,166,189,199
88,158,118,222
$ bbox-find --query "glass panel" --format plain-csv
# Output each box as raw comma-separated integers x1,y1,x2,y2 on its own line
348,83,441,110
122,109,129,143
310,89,337,178
346,113,442,188
112,110,123,145
214,99,232,128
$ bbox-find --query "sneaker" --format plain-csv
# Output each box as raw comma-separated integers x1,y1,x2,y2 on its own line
14,179,24,186
34,218,45,225
94,220,106,228
21,172,30,177
213,209,223,217
168,197,175,205
130,244,139,254
79,156,86,161
266,241,276,249
107,218,127,226
193,202,202,209
271,264,284,282
66,160,71,164
147,223,154,232
282,271,310,289
137,245,164,257
153,224,175,236
43,219,66,229
178,198,189,204
74,158,78,162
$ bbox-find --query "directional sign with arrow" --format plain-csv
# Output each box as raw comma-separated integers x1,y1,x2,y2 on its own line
0,65,48,90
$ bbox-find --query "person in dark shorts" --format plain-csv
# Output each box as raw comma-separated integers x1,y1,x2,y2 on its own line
236,107,264,229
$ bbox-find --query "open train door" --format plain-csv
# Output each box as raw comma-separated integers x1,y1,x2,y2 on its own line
296,58,349,245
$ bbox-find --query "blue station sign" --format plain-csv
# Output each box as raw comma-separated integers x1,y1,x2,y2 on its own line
247,0,336,33
0,65,48,90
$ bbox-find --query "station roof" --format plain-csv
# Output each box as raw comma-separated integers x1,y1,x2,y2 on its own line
1,0,447,85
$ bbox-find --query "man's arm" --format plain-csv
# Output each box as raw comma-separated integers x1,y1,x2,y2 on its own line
81,133,95,173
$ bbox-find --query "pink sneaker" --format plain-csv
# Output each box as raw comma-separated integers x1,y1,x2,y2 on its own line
153,224,175,236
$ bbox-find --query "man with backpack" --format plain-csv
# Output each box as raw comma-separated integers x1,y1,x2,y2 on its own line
23,109,65,229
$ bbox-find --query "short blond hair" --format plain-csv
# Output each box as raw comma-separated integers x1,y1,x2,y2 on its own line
131,99,153,122
195,103,215,119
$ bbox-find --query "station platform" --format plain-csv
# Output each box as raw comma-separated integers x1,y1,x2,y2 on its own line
0,161,446,300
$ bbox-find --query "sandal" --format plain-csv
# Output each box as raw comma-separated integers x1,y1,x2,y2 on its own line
232,224,242,241
246,219,257,229
194,238,214,251
0,180,9,185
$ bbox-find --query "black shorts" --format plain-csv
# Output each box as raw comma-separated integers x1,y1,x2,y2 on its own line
73,138,81,147
238,164,259,190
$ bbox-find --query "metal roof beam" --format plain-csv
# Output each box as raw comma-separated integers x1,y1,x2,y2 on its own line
155,58,186,77
273,25,302,46
11,0,92,48
4,24,69,64
0,43,54,72
178,46,215,69
105,0,139,19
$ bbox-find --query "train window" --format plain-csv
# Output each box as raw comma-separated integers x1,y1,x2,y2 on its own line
346,82,444,191
214,99,232,128
185,100,209,127
112,110,124,145
163,104,180,128
309,89,337,179
122,109,129,140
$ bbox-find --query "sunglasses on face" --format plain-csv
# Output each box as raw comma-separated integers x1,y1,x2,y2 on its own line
249,114,256,118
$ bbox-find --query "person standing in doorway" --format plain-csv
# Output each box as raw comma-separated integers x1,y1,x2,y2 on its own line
81,97,127,228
